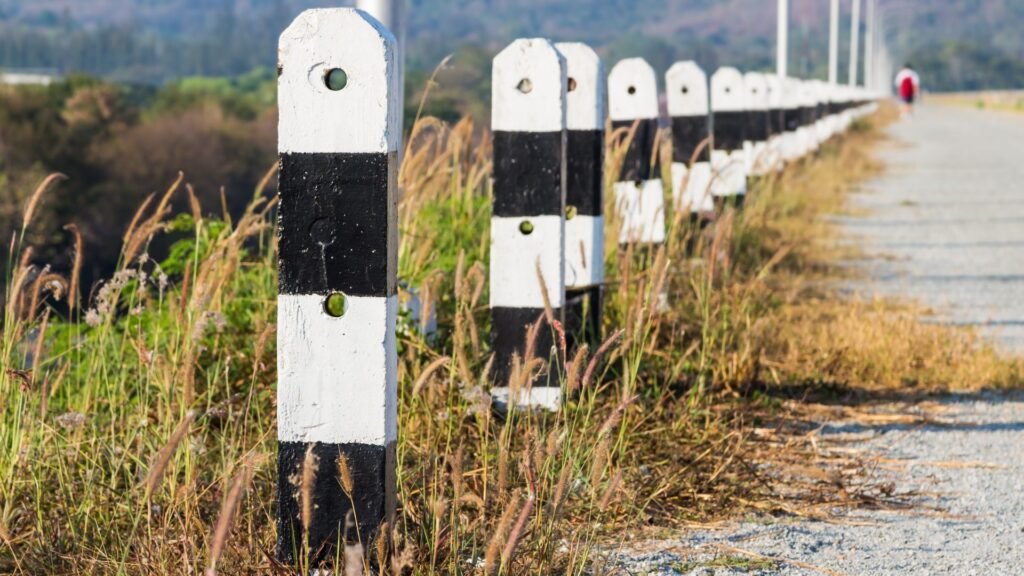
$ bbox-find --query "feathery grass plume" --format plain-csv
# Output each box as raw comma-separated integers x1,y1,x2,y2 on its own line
589,436,610,496
62,224,83,314
301,445,319,534
411,356,450,396
499,495,535,571
204,454,260,576
30,309,50,383
483,490,521,574
20,173,67,236
565,343,589,396
533,258,555,327
337,453,355,498
400,53,454,183
144,410,196,499
598,469,623,509
374,521,389,576
581,329,624,391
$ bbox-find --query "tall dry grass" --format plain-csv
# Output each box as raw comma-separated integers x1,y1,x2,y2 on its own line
0,103,1019,574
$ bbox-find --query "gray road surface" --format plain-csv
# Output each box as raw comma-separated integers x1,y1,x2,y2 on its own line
840,104,1024,352
605,104,1024,575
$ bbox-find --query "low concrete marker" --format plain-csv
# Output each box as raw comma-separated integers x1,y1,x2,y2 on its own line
556,42,605,347
276,8,399,567
765,73,786,172
609,58,666,246
710,66,748,203
666,60,714,217
743,71,771,177
489,38,567,411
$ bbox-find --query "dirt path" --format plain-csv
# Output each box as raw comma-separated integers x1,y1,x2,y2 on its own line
605,104,1024,575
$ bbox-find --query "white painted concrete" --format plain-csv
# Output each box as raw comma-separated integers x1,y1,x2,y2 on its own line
490,386,562,412
666,61,709,117
615,180,667,244
710,67,746,113
608,58,659,121
277,294,398,445
490,216,566,309
278,9,400,154
671,162,714,214
565,215,604,289
556,42,606,131
711,150,748,198
492,38,567,133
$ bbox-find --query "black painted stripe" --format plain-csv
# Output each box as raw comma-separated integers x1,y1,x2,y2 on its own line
745,111,770,142
278,152,398,298
712,111,746,151
492,130,565,217
565,286,602,350
670,115,711,164
611,118,661,182
783,108,802,132
276,441,396,568
566,129,604,216
800,106,816,127
768,108,785,136
491,306,563,386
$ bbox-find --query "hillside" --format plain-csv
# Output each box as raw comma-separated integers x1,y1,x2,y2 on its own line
0,0,1022,90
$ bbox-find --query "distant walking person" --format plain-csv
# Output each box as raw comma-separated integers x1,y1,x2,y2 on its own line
895,64,921,117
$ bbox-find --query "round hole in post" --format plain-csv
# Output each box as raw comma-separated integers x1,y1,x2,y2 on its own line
568,77,577,92
519,220,535,235
323,292,348,318
324,67,348,91
725,86,731,94
517,78,533,94
681,85,689,94
565,205,578,220
627,85,637,95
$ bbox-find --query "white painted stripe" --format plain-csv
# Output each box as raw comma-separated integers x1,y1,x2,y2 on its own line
711,150,748,197
278,9,400,154
671,162,714,214
749,141,771,176
490,215,565,309
556,42,606,131
608,58,659,121
492,38,566,133
666,61,709,117
711,67,746,113
614,180,667,244
766,74,784,109
490,385,562,412
565,215,604,289
743,72,769,112
277,294,398,445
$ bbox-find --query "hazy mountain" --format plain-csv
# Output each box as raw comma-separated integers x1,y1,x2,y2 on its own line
0,0,1021,90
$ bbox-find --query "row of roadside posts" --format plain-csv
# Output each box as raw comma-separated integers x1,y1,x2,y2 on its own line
275,8,881,569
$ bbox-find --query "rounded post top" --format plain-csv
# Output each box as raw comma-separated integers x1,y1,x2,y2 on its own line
608,58,659,121
782,77,802,109
492,38,567,133
555,42,606,131
710,66,746,112
743,72,770,111
666,61,708,117
278,8,400,154
765,74,784,108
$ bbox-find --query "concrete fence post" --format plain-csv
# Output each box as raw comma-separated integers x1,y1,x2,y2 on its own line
781,77,803,163
765,74,786,172
742,72,771,177
276,8,399,567
710,67,748,204
800,80,820,155
556,42,605,347
608,58,666,246
666,61,714,217
489,38,567,411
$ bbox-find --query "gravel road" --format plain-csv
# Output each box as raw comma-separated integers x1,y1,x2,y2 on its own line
605,104,1024,575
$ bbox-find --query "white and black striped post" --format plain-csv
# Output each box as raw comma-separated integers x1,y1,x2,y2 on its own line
765,74,786,172
276,8,399,567
609,58,666,246
781,77,803,163
666,61,714,218
800,80,821,155
742,71,771,178
556,42,605,347
710,67,748,204
489,38,567,411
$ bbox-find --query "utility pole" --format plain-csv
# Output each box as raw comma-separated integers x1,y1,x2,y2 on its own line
865,0,875,91
777,0,789,78
357,0,406,135
849,0,861,86
829,0,840,84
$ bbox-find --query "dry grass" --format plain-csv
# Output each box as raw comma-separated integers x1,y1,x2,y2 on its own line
929,90,1024,114
0,102,1020,574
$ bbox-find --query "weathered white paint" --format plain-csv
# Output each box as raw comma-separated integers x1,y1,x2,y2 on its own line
556,42,606,131
614,180,667,244
278,294,398,445
565,215,604,289
608,58,659,121
711,150,748,197
490,386,562,412
490,216,566,308
492,39,567,133
278,9,400,154
710,67,746,113
671,162,714,213
666,61,709,117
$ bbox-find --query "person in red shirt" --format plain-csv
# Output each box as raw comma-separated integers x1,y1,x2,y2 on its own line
895,64,921,117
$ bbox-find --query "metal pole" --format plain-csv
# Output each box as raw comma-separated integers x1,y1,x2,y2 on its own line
829,0,840,84
849,0,861,86
865,0,875,91
357,0,406,133
777,0,789,78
